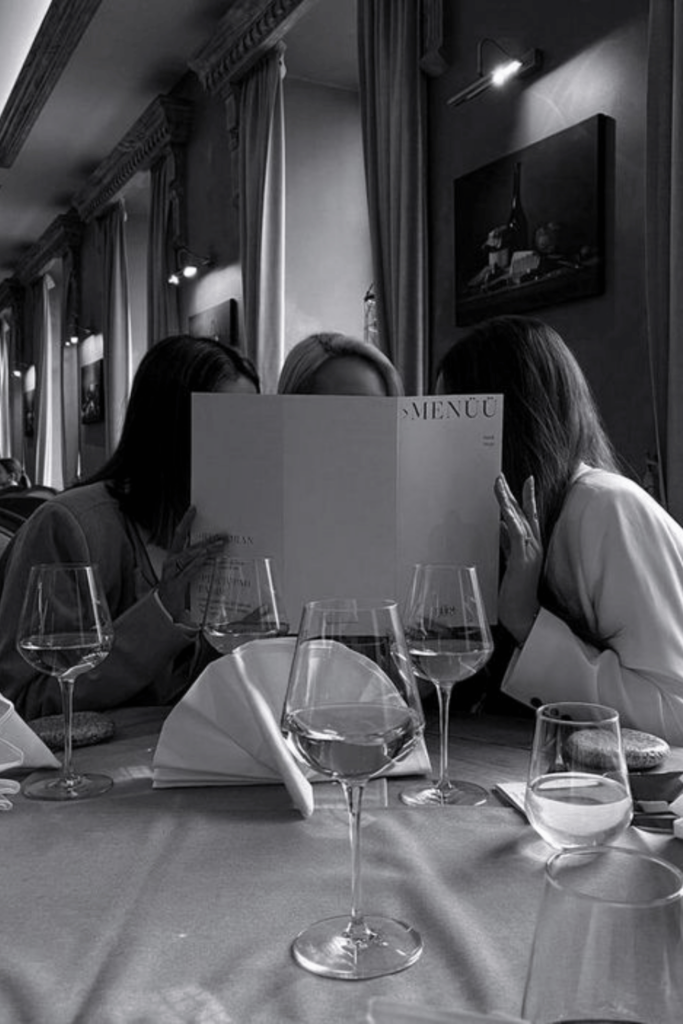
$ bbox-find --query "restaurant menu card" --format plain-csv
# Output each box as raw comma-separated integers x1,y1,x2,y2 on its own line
191,393,502,625
152,638,431,815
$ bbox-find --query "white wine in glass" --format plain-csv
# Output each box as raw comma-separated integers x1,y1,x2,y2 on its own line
281,597,425,980
201,556,288,653
400,564,494,807
17,563,114,801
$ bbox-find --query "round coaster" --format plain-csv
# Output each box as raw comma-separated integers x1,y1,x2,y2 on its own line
30,711,116,751
566,727,670,771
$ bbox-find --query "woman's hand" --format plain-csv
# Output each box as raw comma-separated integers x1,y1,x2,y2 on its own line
495,474,543,646
157,507,226,622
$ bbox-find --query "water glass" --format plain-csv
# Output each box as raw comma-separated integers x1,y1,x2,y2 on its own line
525,701,632,849
522,845,683,1023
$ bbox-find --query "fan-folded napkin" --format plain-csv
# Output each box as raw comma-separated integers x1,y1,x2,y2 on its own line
152,637,431,817
0,695,60,769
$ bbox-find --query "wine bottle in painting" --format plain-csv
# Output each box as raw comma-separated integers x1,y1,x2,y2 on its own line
507,161,528,254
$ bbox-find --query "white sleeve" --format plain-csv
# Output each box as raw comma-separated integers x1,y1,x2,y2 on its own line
502,484,683,744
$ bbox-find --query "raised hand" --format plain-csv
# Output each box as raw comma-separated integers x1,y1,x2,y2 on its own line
494,474,543,645
157,507,226,622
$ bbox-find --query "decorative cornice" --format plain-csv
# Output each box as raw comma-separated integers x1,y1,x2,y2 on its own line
73,95,193,222
190,0,316,95
0,0,105,168
15,210,83,286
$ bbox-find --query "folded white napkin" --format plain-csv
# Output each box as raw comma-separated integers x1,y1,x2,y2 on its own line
0,696,60,769
152,637,431,817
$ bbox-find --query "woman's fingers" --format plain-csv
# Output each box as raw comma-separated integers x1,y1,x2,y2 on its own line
169,506,197,556
495,474,541,561
522,475,541,543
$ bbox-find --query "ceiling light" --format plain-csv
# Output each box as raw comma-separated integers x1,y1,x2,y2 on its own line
168,247,212,286
447,39,542,108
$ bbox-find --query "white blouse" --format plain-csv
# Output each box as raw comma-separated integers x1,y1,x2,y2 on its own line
502,465,683,743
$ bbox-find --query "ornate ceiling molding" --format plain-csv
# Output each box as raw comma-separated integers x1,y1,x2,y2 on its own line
73,96,193,222
0,0,105,169
190,0,317,95
15,210,83,286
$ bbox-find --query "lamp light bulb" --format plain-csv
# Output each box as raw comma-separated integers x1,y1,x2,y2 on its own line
491,59,522,86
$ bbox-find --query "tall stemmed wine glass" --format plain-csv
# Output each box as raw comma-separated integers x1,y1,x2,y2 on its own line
281,597,425,979
200,556,289,653
400,564,494,807
17,563,114,801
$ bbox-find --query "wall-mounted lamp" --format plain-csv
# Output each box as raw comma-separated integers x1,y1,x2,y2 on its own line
447,38,543,108
168,247,213,286
66,325,93,347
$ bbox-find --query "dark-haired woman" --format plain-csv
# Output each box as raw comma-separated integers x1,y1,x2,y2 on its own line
437,315,683,743
0,335,259,719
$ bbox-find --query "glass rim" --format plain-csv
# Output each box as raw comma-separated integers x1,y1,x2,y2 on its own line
302,597,399,612
546,845,683,908
28,562,100,573
411,562,478,572
536,700,620,725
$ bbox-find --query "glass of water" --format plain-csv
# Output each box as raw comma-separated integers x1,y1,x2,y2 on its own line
525,701,633,849
522,846,683,1023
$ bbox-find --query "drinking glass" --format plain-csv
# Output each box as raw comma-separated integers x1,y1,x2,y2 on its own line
16,563,114,801
522,845,683,1023
201,556,289,653
525,701,633,849
400,564,493,806
281,597,425,979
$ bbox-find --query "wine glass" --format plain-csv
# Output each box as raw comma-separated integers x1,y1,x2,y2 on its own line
16,563,114,801
522,846,683,1023
281,597,425,979
400,564,494,807
525,701,633,850
200,556,289,653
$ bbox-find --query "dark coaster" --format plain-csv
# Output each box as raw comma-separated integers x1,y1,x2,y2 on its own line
566,727,670,771
30,711,116,750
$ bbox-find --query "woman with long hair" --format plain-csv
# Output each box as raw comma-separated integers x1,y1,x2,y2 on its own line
437,315,683,742
0,335,259,718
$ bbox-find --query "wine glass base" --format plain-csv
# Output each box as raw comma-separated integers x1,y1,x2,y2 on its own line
291,915,423,979
400,779,488,807
22,771,113,802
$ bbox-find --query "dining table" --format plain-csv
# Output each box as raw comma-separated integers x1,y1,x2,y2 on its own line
3,702,683,1024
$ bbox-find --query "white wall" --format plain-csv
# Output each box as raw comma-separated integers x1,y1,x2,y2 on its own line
283,76,372,355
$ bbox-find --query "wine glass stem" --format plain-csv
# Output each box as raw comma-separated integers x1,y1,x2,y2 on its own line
58,675,78,786
341,781,373,943
436,684,454,792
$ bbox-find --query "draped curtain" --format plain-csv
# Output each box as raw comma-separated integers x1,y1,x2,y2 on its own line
357,0,427,394
238,46,286,393
98,200,132,454
61,249,80,486
646,0,683,520
0,316,10,457
34,275,65,489
148,152,180,344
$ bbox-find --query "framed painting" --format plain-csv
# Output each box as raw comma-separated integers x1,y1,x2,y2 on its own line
453,114,609,326
189,298,239,348
24,389,35,437
81,359,104,424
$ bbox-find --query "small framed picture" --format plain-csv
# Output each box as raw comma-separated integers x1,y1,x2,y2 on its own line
81,359,104,424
